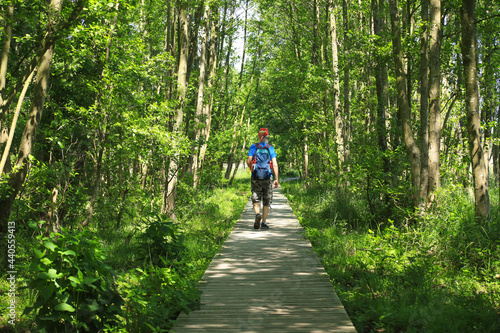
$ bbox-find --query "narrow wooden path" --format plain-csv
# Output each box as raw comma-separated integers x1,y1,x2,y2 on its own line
172,188,356,333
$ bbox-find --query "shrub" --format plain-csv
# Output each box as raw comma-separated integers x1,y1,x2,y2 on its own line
24,228,123,332
136,214,185,267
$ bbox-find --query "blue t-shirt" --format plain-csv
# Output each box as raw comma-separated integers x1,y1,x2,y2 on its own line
248,143,277,179
248,143,277,159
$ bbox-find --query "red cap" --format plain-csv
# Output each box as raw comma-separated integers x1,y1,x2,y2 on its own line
259,128,269,137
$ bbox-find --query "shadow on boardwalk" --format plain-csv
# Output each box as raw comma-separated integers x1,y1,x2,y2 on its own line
171,188,356,333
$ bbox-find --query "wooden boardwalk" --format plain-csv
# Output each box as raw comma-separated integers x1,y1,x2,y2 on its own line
171,188,356,333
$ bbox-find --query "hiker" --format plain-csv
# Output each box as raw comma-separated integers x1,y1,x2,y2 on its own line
247,128,279,230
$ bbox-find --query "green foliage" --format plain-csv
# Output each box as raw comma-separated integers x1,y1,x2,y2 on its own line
137,214,185,267
24,228,123,332
116,265,200,333
282,180,500,332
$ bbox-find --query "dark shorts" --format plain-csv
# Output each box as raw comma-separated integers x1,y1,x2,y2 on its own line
251,179,273,206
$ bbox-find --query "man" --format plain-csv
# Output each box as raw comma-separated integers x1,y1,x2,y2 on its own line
247,128,279,230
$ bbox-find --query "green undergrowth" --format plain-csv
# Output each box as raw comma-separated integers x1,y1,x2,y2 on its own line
0,171,250,332
281,181,500,333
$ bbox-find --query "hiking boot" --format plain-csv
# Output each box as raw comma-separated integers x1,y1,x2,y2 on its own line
261,222,269,230
254,214,262,229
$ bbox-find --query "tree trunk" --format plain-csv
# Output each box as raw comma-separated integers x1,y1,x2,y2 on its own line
164,2,189,214
428,0,441,198
225,2,248,180
0,0,13,103
0,1,15,173
0,0,64,229
342,0,350,163
460,0,490,222
372,0,389,155
239,0,249,86
390,0,421,206
0,69,36,176
197,5,219,186
192,3,211,186
330,0,343,168
419,0,430,205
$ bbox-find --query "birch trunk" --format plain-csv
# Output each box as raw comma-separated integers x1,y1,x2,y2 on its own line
390,0,421,206
419,0,430,204
192,3,211,186
165,2,189,214
428,0,441,198
197,6,219,186
460,0,490,222
372,0,389,155
330,0,343,167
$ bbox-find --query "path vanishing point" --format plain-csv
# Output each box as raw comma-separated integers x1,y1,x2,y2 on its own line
171,187,357,333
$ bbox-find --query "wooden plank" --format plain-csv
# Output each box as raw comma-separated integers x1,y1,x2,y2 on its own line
171,188,356,333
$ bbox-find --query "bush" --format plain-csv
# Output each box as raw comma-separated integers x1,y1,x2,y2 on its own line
116,265,200,332
136,214,185,267
24,228,123,332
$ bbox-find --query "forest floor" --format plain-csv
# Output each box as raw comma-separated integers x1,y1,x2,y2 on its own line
281,180,500,332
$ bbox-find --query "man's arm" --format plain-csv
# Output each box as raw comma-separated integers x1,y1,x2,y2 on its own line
272,157,279,188
247,155,253,169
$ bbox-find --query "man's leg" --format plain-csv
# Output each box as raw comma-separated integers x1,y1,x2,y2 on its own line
253,202,261,215
251,180,263,229
262,205,270,222
260,180,273,229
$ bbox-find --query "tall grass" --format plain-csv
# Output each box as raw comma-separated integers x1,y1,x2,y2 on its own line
0,170,251,332
282,181,500,332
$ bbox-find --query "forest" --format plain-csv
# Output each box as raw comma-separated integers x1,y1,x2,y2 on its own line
0,0,499,332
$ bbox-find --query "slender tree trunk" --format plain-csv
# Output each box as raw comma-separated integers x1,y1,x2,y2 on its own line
312,0,320,64
482,30,494,185
0,1,14,173
460,0,490,222
289,4,301,61
165,2,189,214
0,0,13,104
428,0,441,198
197,6,219,185
239,0,249,86
225,2,248,179
0,0,64,229
372,0,389,155
0,69,35,176
230,116,251,184
192,3,211,186
342,0,350,163
304,124,309,180
419,0,430,205
330,0,343,168
390,0,421,206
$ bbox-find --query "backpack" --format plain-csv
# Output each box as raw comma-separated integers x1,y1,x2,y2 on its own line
251,143,273,180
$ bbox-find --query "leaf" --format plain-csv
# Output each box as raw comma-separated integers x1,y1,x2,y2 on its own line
44,241,58,251
29,262,45,272
41,257,53,265
54,303,76,312
38,268,58,280
60,250,76,256
40,285,55,300
87,300,100,312
83,276,99,286
34,248,46,259
68,276,81,287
